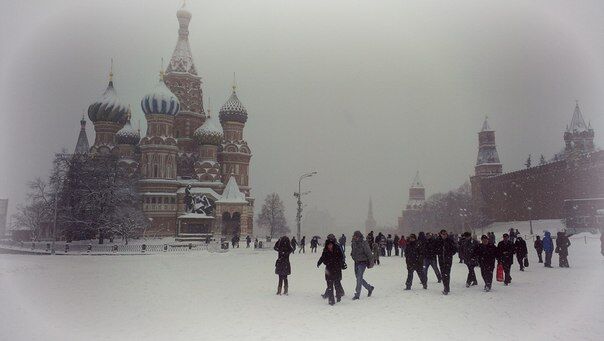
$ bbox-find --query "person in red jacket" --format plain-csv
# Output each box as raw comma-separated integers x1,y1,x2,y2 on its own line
399,235,407,258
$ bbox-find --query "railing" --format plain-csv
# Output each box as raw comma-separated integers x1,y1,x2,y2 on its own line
0,240,226,255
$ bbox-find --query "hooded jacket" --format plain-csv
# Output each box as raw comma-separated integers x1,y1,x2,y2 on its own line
542,231,554,253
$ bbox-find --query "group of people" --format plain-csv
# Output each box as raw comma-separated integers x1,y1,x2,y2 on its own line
274,228,575,305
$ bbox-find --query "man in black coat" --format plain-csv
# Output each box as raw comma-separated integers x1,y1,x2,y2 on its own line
556,231,571,268
534,235,543,263
339,234,347,253
393,235,400,256
497,233,515,285
460,232,479,287
317,239,345,305
404,234,427,290
422,232,442,283
435,229,457,295
474,235,498,291
514,236,528,271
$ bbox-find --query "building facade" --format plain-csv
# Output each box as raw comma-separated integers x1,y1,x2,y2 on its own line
397,172,426,235
76,4,254,240
470,103,603,227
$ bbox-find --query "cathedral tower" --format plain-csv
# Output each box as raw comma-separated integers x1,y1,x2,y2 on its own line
74,114,90,154
564,101,595,157
365,197,376,234
163,2,205,155
87,66,128,154
218,84,252,196
474,116,503,177
406,171,425,210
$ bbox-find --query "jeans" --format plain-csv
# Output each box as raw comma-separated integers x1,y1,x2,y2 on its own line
400,247,405,258
537,251,543,263
516,254,525,270
466,264,477,285
545,251,553,267
423,258,442,281
299,245,305,253
502,263,512,284
324,280,344,298
480,264,494,287
405,268,426,288
438,259,452,292
354,262,372,296
394,246,399,256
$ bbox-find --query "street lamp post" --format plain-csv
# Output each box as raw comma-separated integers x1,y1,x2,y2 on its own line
528,206,533,235
294,171,317,241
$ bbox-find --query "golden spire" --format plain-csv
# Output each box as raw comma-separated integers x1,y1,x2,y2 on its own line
109,58,114,82
159,58,165,81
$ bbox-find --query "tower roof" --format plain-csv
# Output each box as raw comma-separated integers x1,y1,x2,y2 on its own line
410,171,423,188
219,86,248,124
74,114,90,154
87,64,129,123
116,111,140,145
569,101,588,132
218,176,247,203
166,2,197,75
141,72,181,116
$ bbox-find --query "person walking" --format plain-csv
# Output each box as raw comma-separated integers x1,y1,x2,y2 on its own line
514,236,528,271
460,232,479,287
422,232,442,283
367,231,375,249
339,234,347,253
290,237,297,254
556,231,571,267
299,236,306,254
436,229,457,295
534,235,543,263
399,235,406,258
274,236,293,295
317,239,345,305
474,235,498,292
350,231,375,300
488,232,496,245
393,235,400,256
310,236,318,253
321,234,347,301
542,231,554,268
386,234,394,257
404,234,427,290
497,233,515,285
372,240,381,266
246,235,251,248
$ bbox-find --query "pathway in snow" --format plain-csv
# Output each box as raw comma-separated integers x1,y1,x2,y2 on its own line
1,237,602,340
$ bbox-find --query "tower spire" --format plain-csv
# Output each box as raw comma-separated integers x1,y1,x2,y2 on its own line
74,112,90,154
109,58,114,82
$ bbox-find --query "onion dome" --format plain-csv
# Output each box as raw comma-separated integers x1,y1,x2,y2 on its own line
194,112,224,145
177,1,192,21
141,72,180,116
116,110,140,145
87,67,128,123
219,86,248,124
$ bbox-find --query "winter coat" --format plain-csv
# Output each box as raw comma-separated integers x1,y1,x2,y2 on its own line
460,238,479,266
404,240,423,270
514,238,528,257
497,240,515,265
339,235,346,246
534,239,543,252
435,236,457,265
474,243,497,270
274,239,293,276
399,237,407,248
300,237,306,246
555,233,571,256
386,237,394,250
372,243,380,261
542,231,554,253
317,241,345,280
393,236,400,246
350,238,374,264
423,237,439,260
366,232,374,248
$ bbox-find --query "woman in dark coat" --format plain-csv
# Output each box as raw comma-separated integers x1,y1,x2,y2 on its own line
317,239,344,305
274,236,293,295
555,231,571,268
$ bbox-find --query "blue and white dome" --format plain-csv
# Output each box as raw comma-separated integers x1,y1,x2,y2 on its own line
194,115,223,146
88,79,129,123
116,117,140,145
141,75,180,116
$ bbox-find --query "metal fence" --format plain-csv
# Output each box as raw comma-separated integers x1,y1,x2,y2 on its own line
0,240,226,255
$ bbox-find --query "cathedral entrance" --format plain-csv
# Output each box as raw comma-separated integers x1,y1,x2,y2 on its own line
222,212,241,237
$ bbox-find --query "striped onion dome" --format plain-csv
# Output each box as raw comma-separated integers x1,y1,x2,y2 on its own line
87,79,128,123
141,73,180,116
219,88,247,124
194,115,223,146
116,116,140,145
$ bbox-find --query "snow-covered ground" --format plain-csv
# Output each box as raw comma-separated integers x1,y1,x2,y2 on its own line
1,236,602,341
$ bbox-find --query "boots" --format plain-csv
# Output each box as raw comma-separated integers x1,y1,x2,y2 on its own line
276,283,282,295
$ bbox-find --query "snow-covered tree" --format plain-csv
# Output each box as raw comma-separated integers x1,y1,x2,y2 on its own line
12,178,54,241
257,193,289,237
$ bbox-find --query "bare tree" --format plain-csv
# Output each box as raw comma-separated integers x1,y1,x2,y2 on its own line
12,178,54,241
257,193,289,237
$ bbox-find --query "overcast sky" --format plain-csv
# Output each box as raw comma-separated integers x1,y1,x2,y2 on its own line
1,0,603,231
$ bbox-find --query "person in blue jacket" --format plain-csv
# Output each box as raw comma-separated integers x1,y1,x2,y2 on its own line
542,231,554,268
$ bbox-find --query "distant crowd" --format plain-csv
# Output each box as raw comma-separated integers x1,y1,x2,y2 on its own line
272,228,575,305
